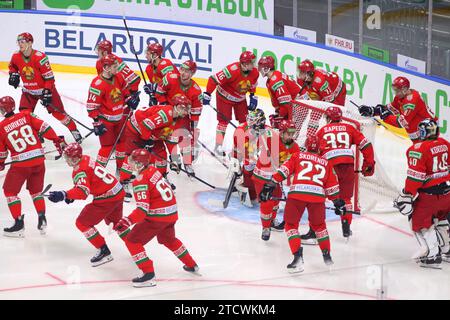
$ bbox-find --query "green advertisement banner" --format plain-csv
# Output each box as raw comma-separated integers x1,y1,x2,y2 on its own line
0,0,24,9
362,44,390,63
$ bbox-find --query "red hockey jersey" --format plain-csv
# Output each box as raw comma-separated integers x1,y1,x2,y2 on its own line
317,122,374,166
96,54,141,92
66,155,124,203
404,137,450,196
253,130,300,182
384,89,436,141
266,71,301,117
128,166,178,223
127,105,179,145
0,111,59,167
206,62,259,103
87,74,130,123
297,69,344,103
145,58,178,84
272,152,340,203
9,50,55,95
155,72,203,122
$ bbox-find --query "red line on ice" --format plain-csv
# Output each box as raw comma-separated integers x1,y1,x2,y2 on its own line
361,215,413,237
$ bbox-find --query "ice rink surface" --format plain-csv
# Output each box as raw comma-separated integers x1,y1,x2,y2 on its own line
0,71,449,300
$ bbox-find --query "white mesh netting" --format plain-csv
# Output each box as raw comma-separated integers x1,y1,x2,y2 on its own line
292,99,403,213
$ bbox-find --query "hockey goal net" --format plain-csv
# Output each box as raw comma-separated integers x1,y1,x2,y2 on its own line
291,99,402,213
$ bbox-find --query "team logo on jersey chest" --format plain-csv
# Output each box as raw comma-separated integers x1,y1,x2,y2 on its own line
110,88,122,103
22,66,34,80
237,80,251,93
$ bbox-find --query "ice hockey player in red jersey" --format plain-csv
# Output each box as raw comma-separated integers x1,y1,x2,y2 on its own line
230,109,268,204
87,54,140,170
358,76,437,142
252,119,300,241
0,96,65,237
310,106,375,240
48,143,127,267
394,119,450,269
260,135,346,273
114,149,199,287
119,95,192,201
296,59,347,106
295,59,347,137
143,42,179,106
155,60,203,175
8,33,82,142
203,51,259,157
94,39,141,93
257,56,301,125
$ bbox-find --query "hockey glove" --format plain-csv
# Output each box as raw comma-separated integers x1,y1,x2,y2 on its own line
126,91,141,110
141,139,155,151
333,199,346,216
149,93,158,106
394,190,416,216
48,191,66,203
8,73,20,89
259,181,276,202
248,93,258,111
93,120,107,136
41,89,53,107
359,105,375,117
361,160,375,177
114,216,133,232
53,136,67,156
202,92,211,105
0,162,5,172
377,105,392,120
169,155,181,174
143,83,158,96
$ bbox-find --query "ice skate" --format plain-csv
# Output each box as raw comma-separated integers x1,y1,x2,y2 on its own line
261,227,271,241
287,247,304,273
442,250,450,263
4,215,25,238
122,183,133,203
37,213,47,235
70,129,82,143
322,250,334,266
419,254,442,269
90,244,113,267
183,264,200,274
184,164,195,178
132,272,156,288
341,220,352,241
300,227,318,245
270,218,285,232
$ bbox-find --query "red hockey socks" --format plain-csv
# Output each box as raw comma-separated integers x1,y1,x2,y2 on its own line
314,227,331,253
115,144,125,171
5,193,21,219
215,123,227,146
97,146,112,167
75,220,106,249
31,192,46,215
285,222,301,254
125,241,154,273
341,199,353,224
119,157,133,182
164,238,197,268
260,201,274,229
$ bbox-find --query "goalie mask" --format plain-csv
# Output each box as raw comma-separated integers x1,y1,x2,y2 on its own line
247,109,266,131
418,119,439,140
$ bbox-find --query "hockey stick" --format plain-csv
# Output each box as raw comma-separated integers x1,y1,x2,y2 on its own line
208,104,238,129
197,139,229,169
223,172,239,208
40,184,53,197
271,197,361,215
105,112,133,166
43,101,95,133
147,149,216,189
122,14,148,86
